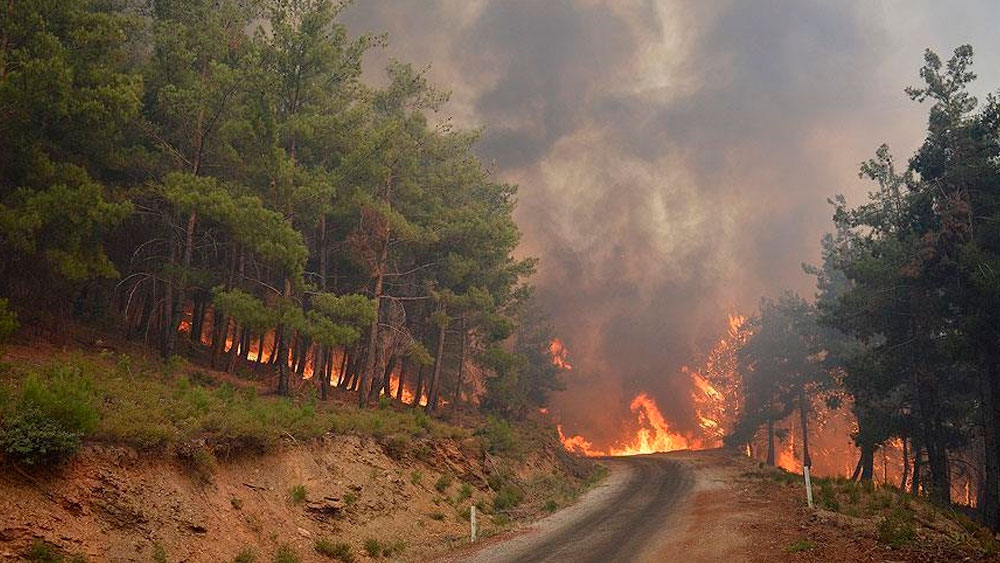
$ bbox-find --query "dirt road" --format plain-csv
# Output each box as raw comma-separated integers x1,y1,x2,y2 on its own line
454,452,743,563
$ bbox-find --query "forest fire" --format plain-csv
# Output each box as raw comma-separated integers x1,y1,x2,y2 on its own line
558,392,702,456
548,339,572,370
557,315,744,457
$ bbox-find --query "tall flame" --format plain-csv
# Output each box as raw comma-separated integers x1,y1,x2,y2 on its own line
548,339,572,370
557,313,748,457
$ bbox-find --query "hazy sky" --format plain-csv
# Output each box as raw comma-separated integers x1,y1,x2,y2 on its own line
342,0,1000,446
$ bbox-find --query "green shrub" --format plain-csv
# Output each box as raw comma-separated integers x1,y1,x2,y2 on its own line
234,547,257,562
847,485,861,505
456,482,473,503
152,543,167,563
21,369,99,432
785,539,816,553
413,411,432,432
381,541,405,557
434,473,453,492
429,512,446,521
314,539,353,561
343,492,357,506
0,298,19,346
186,447,217,481
479,417,515,454
272,544,300,563
1,408,85,465
23,540,87,563
1,369,99,465
410,470,423,485
380,433,410,459
817,482,839,512
377,396,392,410
25,541,62,563
487,467,514,491
493,485,523,511
877,509,916,548
289,484,307,504
363,539,381,557
543,499,558,512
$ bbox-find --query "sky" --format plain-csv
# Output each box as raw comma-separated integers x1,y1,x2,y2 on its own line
342,0,1000,447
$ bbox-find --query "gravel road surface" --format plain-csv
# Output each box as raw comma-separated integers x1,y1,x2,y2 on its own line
457,454,696,563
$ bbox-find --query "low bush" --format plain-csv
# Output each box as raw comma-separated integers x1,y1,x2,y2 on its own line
233,547,257,562
1,369,98,465
785,539,817,553
273,544,300,563
23,540,87,563
479,417,515,454
363,539,381,557
314,539,353,561
493,484,523,511
877,509,916,548
379,433,410,459
456,482,473,503
361,538,405,558
152,543,167,563
289,484,307,504
434,473,453,492
0,298,18,346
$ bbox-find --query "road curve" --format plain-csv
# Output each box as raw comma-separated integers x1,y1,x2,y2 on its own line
458,454,696,563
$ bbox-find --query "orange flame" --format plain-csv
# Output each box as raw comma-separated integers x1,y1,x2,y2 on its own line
548,339,572,370
558,313,748,457
558,392,698,457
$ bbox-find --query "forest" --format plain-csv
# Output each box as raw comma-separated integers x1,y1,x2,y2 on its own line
0,0,563,421
729,45,1000,531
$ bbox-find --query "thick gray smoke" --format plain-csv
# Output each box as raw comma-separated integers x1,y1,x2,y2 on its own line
343,0,1000,447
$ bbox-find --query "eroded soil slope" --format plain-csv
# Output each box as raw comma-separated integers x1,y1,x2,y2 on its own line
0,433,590,562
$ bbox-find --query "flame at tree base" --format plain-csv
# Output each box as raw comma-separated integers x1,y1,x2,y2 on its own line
558,392,706,457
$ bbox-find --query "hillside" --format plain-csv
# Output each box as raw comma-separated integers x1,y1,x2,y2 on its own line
0,342,599,562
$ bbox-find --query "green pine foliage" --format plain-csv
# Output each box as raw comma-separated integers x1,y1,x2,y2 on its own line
732,44,1000,531
0,0,563,473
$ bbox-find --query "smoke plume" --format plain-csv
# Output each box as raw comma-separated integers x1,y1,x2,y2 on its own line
343,0,1000,448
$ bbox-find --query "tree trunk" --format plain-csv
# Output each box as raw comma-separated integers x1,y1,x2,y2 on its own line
412,366,425,408
798,388,812,469
396,357,409,402
979,356,1000,529
766,418,775,467
165,210,198,359
901,438,911,492
911,442,923,496
295,336,310,379
317,346,329,400
276,277,292,396
453,318,466,404
256,333,266,367
379,355,397,399
190,297,205,345
337,347,350,387
225,321,240,374
859,444,874,482
426,321,447,414
211,310,228,369
359,239,388,407
925,413,951,505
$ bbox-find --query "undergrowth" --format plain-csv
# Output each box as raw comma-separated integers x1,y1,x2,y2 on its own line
0,354,467,465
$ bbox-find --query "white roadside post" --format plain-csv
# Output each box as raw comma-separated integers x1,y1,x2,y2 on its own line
804,465,814,508
470,505,477,542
